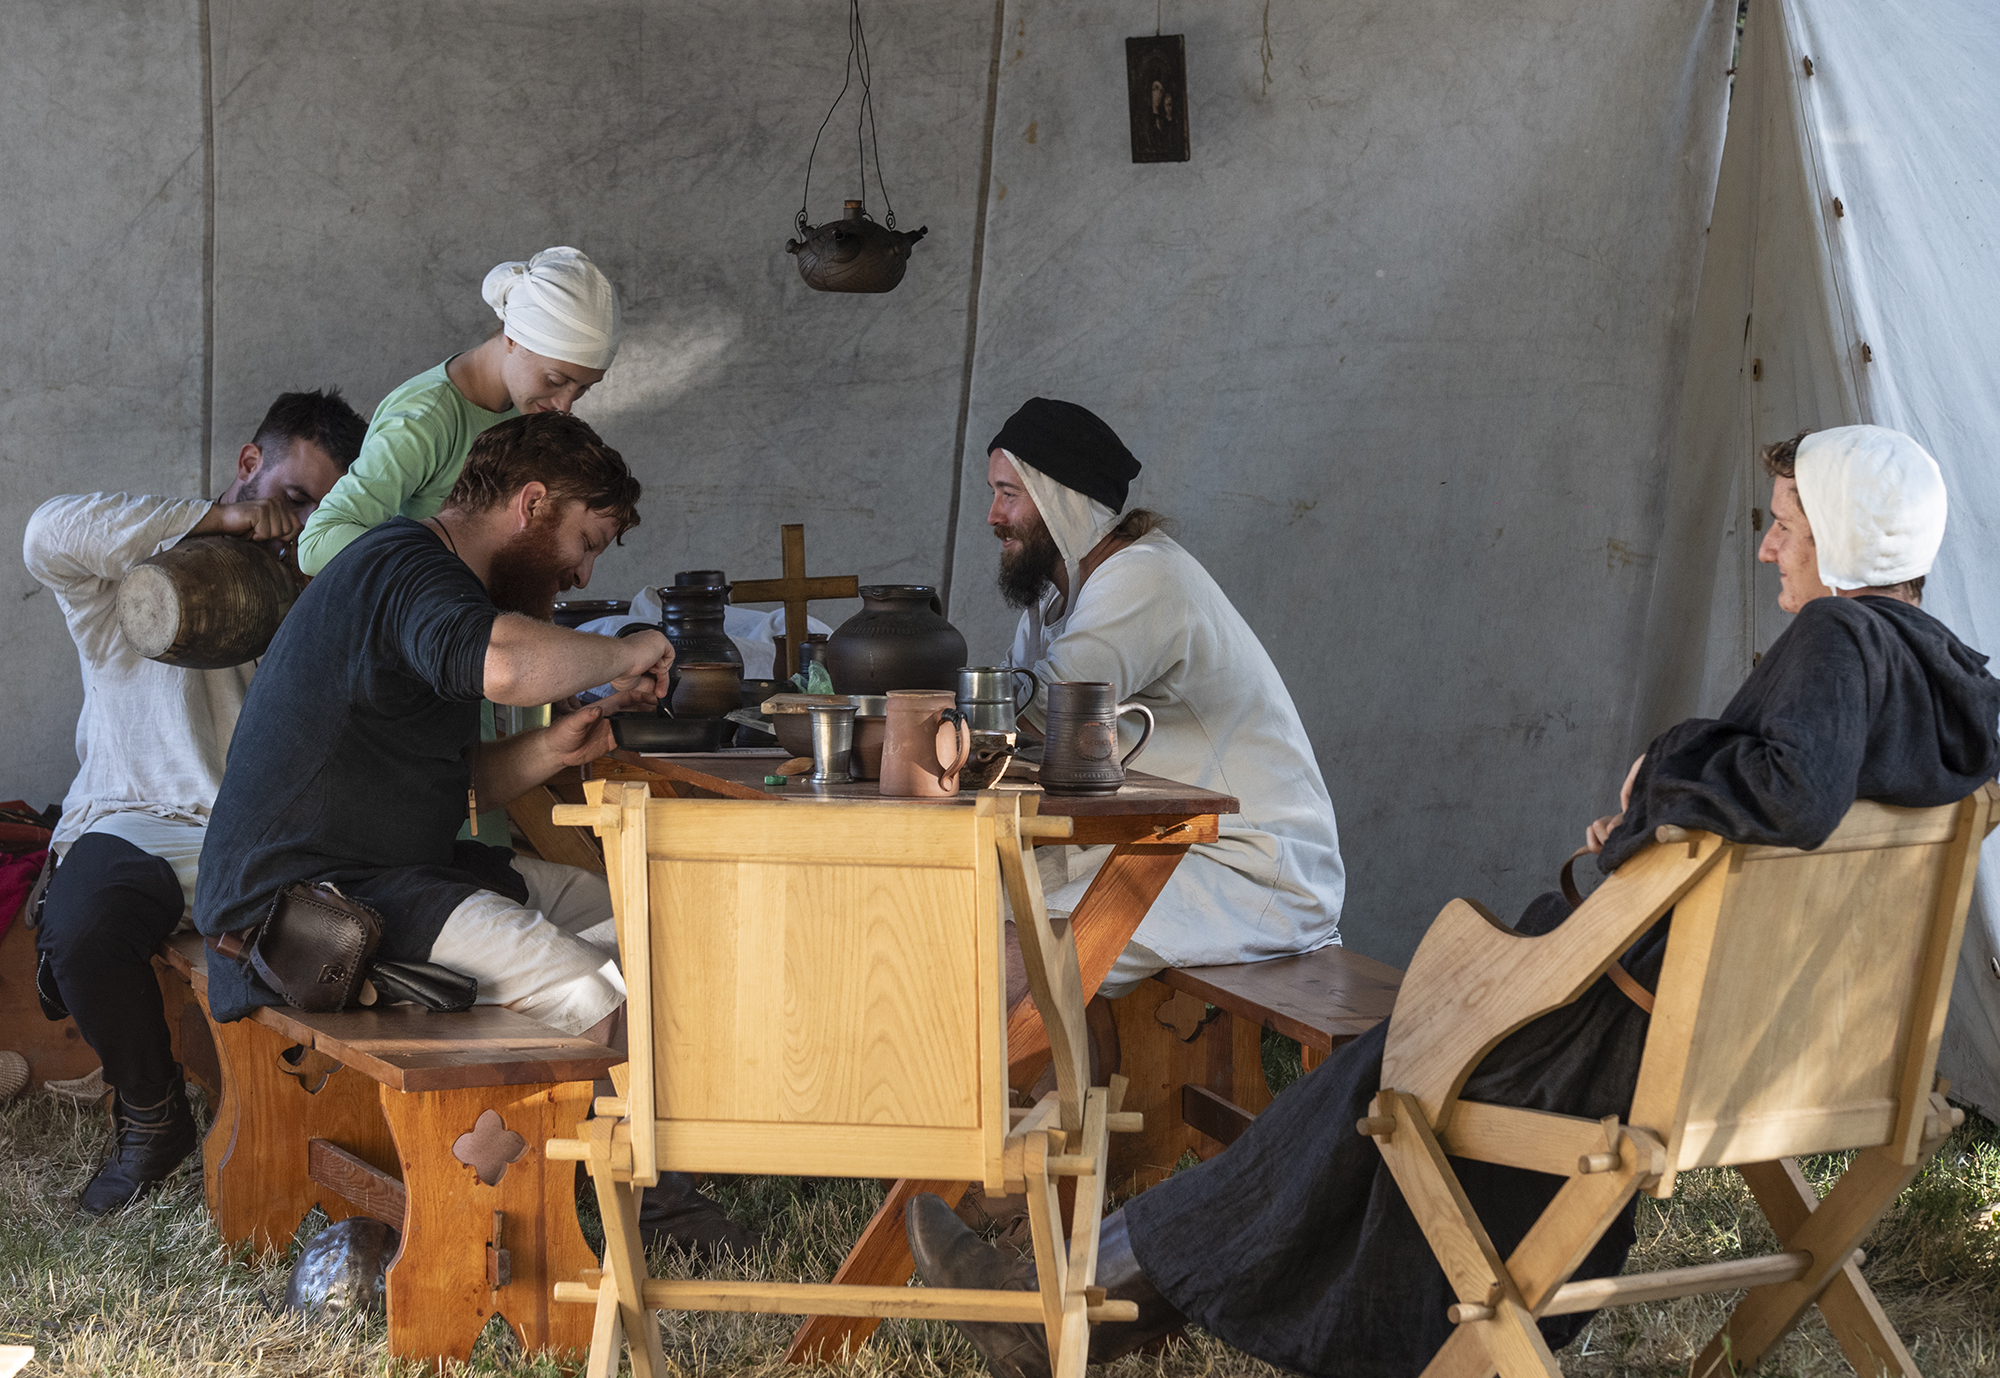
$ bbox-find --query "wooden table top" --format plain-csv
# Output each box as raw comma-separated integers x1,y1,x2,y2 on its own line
597,749,1238,818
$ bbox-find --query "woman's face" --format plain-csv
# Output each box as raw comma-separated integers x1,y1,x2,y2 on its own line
500,340,606,415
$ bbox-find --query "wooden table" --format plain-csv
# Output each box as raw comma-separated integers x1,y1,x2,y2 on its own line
571,749,1236,1362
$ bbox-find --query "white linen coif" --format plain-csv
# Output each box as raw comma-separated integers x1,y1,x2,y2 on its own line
1793,425,1947,591
481,247,623,372
1000,448,1120,623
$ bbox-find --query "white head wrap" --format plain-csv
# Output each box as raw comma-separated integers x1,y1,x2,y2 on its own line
481,246,622,371
1001,449,1122,622
1792,425,1947,590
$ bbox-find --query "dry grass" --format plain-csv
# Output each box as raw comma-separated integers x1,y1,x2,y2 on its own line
3,1061,1997,1378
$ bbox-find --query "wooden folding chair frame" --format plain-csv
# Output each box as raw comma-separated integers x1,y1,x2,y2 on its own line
1358,784,1997,1378
547,781,1141,1378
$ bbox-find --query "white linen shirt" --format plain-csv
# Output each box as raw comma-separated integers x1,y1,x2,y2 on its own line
23,493,253,849
1005,530,1345,968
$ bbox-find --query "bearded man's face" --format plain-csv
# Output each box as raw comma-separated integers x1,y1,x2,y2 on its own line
485,505,575,619
995,511,1061,610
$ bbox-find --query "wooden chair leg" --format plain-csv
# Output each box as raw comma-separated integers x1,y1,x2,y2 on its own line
585,1281,625,1378
587,1119,667,1378
378,1081,599,1365
1371,1091,1561,1378
1024,1124,1071,1370
1505,1124,1660,1311
1710,1158,1921,1378
1692,1145,1929,1378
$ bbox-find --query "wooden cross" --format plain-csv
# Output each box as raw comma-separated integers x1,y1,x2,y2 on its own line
729,524,859,677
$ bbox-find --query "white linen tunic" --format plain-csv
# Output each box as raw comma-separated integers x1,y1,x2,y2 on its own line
1005,531,1345,978
23,494,250,871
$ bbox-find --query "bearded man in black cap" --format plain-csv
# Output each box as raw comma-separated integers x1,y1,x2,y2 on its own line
980,397,1346,1000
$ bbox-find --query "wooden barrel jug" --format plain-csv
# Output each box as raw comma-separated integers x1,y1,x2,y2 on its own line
116,535,301,669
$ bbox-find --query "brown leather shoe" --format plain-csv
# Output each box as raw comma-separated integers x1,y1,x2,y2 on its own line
907,1193,1049,1378
78,1075,198,1216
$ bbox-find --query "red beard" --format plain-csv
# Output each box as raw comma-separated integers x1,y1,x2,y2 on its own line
485,511,572,619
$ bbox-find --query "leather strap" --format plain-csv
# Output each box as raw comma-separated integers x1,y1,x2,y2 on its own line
206,926,256,961
1559,847,1656,1015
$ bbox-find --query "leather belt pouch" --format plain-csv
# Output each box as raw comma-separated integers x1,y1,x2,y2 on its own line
211,882,382,1013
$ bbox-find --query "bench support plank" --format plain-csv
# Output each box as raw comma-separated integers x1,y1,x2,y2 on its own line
380,1080,599,1364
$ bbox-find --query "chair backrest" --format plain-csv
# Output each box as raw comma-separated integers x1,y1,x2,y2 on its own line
1631,784,1997,1178
588,781,1012,1189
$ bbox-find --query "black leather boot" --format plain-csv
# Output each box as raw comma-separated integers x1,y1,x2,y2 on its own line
1084,1208,1185,1362
78,1074,198,1215
637,1172,766,1261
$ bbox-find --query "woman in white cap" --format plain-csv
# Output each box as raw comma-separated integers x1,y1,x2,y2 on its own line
297,246,622,575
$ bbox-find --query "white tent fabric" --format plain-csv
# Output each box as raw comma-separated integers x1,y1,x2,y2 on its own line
1637,0,2000,1116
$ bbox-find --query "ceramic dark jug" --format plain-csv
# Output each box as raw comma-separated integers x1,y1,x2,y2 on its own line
657,581,741,667
786,201,929,294
1039,681,1155,796
824,585,967,694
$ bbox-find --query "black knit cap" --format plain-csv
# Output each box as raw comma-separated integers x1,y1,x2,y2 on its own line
988,398,1142,513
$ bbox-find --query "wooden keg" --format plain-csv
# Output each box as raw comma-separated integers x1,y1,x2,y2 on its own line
116,535,302,669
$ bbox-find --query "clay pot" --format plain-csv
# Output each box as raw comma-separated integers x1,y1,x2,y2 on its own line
658,582,741,667
671,662,742,718
116,535,302,669
879,690,972,798
786,201,929,294
1038,681,1155,796
824,586,967,694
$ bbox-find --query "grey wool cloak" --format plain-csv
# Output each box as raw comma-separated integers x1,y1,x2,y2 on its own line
1122,594,2000,1378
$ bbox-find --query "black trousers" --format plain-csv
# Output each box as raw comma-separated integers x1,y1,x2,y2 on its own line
37,832,184,1094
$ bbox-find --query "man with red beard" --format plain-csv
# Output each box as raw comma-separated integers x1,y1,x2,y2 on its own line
194,412,759,1256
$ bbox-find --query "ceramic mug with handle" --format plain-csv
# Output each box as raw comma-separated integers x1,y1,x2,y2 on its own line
879,690,974,797
1038,681,1154,795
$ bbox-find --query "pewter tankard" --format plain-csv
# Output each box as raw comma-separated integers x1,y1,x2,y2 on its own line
1039,681,1154,796
956,666,1038,735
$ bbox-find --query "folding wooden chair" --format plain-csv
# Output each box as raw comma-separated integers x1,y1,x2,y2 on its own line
1361,783,1998,1378
547,781,1141,1378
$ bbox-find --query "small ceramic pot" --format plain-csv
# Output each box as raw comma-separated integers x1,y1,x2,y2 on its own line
879,690,973,798
670,662,743,719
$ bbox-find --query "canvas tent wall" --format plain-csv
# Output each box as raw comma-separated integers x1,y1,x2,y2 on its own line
8,1,1730,964
1638,0,2000,1118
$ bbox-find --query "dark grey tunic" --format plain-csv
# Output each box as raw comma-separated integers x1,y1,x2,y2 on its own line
1124,595,2000,1378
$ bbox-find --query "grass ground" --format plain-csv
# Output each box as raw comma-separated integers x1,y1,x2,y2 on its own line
3,1050,1998,1378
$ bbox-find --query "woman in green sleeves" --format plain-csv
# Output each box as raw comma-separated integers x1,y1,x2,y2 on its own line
297,245,623,575
301,246,624,838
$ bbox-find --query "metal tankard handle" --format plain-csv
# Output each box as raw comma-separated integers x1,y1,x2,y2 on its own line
1115,702,1155,771
1008,665,1039,709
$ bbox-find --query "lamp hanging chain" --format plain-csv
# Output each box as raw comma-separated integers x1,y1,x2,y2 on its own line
796,0,896,236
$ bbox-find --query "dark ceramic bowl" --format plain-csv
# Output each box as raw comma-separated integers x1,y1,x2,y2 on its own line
610,714,732,753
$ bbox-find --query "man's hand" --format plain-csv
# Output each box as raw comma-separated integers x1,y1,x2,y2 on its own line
192,497,303,546
608,630,675,700
543,701,618,767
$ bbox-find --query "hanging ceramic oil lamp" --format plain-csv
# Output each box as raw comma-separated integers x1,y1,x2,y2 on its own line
786,0,926,295
788,200,928,294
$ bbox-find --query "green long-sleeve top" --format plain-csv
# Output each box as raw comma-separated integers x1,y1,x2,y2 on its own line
297,359,514,576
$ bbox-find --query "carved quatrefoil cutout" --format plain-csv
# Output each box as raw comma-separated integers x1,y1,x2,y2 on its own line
452,1109,529,1186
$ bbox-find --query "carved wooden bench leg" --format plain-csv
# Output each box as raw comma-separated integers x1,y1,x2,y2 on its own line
200,1008,385,1251
378,1081,597,1365
1106,979,1275,1192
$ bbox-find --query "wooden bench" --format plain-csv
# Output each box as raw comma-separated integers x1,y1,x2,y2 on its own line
1106,945,1404,1191
153,935,620,1365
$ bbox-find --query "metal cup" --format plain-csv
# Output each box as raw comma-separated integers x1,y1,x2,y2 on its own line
808,702,859,783
956,666,1038,735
